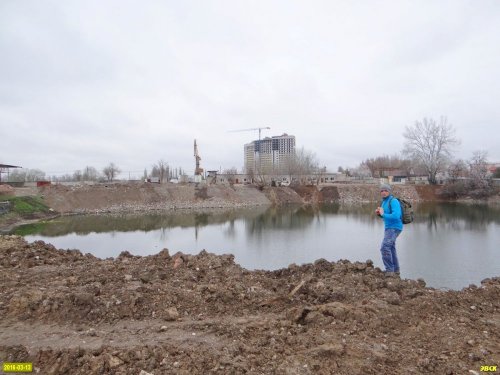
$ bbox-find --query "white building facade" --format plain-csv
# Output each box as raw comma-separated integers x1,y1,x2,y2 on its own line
244,134,296,175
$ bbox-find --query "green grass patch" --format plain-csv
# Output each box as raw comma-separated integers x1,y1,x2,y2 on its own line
0,196,50,215
11,222,48,236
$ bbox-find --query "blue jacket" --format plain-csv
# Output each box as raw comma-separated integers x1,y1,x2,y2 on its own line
380,195,403,231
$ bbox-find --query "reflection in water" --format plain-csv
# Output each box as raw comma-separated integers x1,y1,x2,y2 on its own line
17,203,497,238
246,205,319,235
416,202,500,232
14,203,500,290
14,207,270,237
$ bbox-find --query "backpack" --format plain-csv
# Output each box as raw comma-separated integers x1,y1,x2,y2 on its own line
386,196,414,224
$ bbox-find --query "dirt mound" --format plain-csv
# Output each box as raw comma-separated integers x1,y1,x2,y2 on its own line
263,186,303,205
414,184,443,200
291,185,320,204
319,186,340,203
0,184,15,195
1,235,499,374
39,183,271,214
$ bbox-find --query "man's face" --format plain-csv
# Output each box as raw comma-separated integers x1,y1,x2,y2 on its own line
380,189,390,198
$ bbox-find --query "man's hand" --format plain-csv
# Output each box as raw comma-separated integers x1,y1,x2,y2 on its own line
376,207,384,216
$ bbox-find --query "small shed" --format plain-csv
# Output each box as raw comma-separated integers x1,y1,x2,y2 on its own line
0,164,21,183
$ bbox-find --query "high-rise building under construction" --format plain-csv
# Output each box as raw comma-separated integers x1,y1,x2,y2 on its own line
244,134,296,174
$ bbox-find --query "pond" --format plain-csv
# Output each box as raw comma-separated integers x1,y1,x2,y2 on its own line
13,202,500,290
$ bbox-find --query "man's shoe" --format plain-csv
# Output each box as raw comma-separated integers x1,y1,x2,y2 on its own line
384,271,396,277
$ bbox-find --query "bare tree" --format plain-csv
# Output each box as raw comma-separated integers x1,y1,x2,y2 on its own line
102,163,121,181
314,166,327,184
7,170,26,182
223,167,238,184
82,166,99,181
442,151,494,199
283,147,319,184
152,159,169,183
363,156,393,178
468,151,490,189
403,117,459,184
28,169,46,181
352,164,371,179
362,154,414,178
73,170,82,181
362,158,379,178
9,168,46,182
447,159,467,182
399,158,415,178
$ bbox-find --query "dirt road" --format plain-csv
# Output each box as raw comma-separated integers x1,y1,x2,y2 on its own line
1,235,498,374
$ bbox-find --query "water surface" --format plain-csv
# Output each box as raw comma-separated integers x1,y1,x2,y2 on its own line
15,203,500,290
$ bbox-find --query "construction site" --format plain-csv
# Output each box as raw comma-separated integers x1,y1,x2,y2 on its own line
1,136,499,374
0,177,499,374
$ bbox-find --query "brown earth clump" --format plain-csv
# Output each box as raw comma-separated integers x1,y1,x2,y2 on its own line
319,186,341,204
414,184,443,201
263,186,304,206
0,184,15,195
0,235,499,374
291,185,320,204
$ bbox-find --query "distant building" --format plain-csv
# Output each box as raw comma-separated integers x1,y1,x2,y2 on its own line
244,143,256,174
487,162,500,176
244,134,296,174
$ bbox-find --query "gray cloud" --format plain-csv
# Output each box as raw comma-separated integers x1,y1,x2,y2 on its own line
1,0,499,177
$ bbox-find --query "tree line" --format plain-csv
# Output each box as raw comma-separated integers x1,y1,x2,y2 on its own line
347,117,498,197
225,116,498,191
5,117,498,192
6,164,121,183
5,161,187,183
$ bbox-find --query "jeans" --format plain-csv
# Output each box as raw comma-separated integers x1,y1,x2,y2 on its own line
380,228,402,272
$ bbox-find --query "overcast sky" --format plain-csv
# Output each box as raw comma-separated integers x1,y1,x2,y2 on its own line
1,0,499,178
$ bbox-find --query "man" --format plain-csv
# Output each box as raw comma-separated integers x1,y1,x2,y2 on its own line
375,184,403,276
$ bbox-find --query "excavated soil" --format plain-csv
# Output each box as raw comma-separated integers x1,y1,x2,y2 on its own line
33,183,437,215
38,183,271,214
1,236,499,374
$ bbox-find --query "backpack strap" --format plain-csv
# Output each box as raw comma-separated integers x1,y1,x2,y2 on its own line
387,196,404,221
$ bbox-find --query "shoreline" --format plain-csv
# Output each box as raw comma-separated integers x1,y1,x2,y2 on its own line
1,182,498,232
1,235,499,374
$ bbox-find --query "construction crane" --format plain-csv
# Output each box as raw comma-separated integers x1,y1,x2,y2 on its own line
228,127,270,141
194,139,203,176
228,127,271,177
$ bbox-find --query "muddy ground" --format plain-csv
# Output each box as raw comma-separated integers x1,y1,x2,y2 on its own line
0,235,498,374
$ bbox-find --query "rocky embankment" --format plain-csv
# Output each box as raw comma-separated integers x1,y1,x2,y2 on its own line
38,183,272,214
1,235,499,374
36,182,438,215
1,182,442,233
